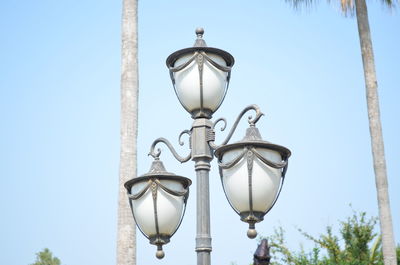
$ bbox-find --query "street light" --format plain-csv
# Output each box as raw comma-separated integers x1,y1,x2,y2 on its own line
124,158,191,259
214,118,290,239
166,27,234,119
124,28,291,264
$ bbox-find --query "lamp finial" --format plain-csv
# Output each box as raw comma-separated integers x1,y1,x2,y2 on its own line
195,27,204,38
194,27,206,47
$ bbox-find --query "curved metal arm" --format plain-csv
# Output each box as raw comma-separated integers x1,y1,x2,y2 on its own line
178,130,191,146
148,131,192,163
209,104,264,149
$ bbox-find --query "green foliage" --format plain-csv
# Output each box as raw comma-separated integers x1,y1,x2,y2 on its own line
31,248,61,265
398,246,400,265
268,211,399,265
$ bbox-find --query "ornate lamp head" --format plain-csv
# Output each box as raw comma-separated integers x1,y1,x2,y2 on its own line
124,158,192,259
215,124,291,238
166,28,234,119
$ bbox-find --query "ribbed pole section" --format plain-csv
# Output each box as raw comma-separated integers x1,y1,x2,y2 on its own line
191,118,214,265
195,160,212,265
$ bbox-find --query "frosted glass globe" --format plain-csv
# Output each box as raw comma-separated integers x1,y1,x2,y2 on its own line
131,179,186,237
173,53,228,114
221,148,282,214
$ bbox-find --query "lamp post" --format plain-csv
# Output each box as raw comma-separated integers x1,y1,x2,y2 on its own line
124,28,291,265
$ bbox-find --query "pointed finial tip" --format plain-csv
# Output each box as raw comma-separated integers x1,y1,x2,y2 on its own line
195,27,204,37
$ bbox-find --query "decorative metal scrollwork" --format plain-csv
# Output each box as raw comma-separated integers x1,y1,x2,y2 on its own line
218,146,288,172
168,51,232,85
128,178,190,202
209,104,264,150
148,130,192,163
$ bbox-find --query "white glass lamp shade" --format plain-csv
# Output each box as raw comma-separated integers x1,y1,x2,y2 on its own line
214,110,291,239
130,179,187,238
124,159,191,259
166,28,234,118
220,147,282,215
215,124,291,238
172,53,229,117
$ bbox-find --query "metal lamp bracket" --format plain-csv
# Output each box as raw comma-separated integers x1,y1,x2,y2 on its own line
148,129,192,163
208,104,264,150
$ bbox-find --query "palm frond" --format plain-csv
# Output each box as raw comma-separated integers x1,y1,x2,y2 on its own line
369,235,382,263
340,0,355,15
285,0,318,10
381,0,395,7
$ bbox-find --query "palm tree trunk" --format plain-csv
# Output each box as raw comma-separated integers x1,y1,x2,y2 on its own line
354,0,396,264
117,0,138,264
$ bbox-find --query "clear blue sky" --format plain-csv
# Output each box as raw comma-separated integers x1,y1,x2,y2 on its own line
0,1,399,265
